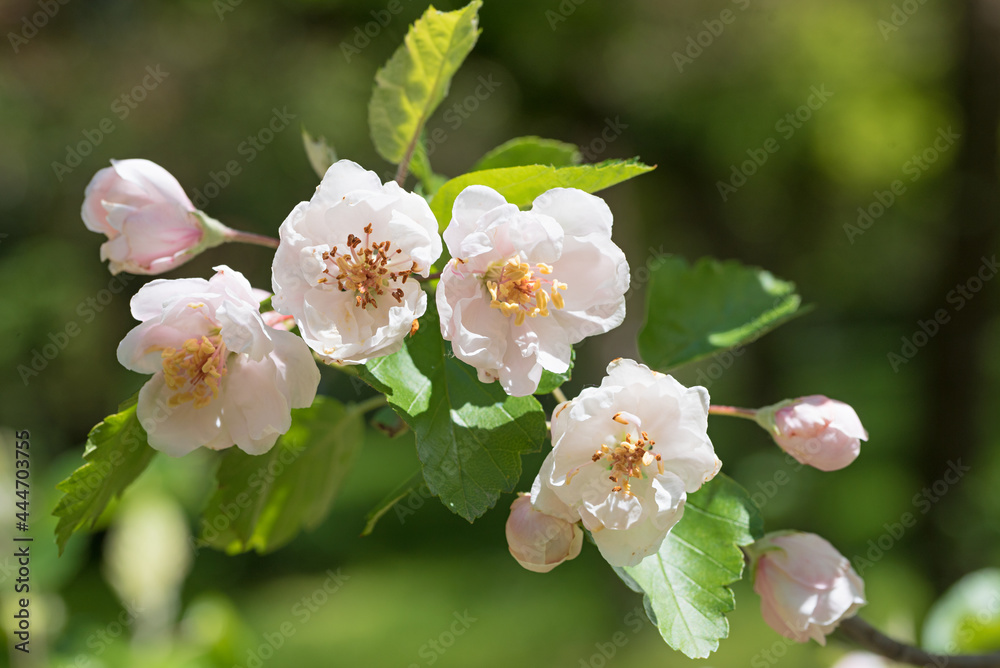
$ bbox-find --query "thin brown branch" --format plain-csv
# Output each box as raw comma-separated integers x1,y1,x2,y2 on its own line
838,617,1000,667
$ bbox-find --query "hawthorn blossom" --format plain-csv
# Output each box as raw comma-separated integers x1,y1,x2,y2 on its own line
505,495,583,573
750,532,867,645
271,160,442,364
437,186,630,397
82,159,227,275
117,265,320,456
757,396,868,471
530,358,720,567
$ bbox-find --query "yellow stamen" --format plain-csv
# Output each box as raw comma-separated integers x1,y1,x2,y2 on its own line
482,256,567,324
161,334,228,408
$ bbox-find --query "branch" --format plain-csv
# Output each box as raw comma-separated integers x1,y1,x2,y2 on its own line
838,617,1000,667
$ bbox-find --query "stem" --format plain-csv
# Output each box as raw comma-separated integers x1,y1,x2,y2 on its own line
225,228,280,249
552,387,569,404
419,271,442,282
839,616,1000,667
350,394,388,416
395,138,420,186
708,404,758,420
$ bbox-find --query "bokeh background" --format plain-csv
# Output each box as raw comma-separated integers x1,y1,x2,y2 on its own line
2,0,999,666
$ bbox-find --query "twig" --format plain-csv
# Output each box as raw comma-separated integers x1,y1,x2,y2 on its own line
838,616,1000,667
224,228,280,249
707,404,758,420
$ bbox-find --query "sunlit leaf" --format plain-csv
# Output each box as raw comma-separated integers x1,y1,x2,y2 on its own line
368,1,482,172
429,159,654,229
638,257,806,371
618,475,763,659
53,395,156,554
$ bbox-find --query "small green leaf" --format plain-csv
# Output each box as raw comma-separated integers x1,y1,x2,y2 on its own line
923,569,1000,653
362,469,424,536
53,395,156,554
357,302,547,522
199,396,364,554
638,257,806,371
368,1,482,170
535,347,574,396
429,159,654,230
472,136,582,171
619,474,763,659
302,127,338,179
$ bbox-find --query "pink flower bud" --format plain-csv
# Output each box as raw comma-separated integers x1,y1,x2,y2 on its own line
505,495,583,573
758,395,868,471
750,532,866,645
82,159,227,275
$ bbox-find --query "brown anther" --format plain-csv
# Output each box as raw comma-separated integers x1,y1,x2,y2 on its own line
613,412,629,424
612,486,622,493
409,319,419,337
364,223,373,234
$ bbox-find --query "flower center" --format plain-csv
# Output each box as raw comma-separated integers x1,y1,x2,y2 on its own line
590,412,662,496
320,224,416,309
483,256,567,326
161,334,228,408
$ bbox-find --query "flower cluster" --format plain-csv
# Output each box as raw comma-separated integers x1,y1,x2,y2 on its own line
83,154,870,650
84,158,632,454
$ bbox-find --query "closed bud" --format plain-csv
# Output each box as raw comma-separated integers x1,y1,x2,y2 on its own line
748,531,866,645
505,495,582,573
756,395,867,471
82,159,228,275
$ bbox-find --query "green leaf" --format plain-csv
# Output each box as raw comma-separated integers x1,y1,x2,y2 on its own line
302,127,338,179
357,302,547,522
535,347,574,396
368,1,482,170
199,396,364,554
53,395,156,554
619,474,763,659
638,257,806,371
472,136,582,171
923,569,1000,653
429,159,654,230
361,469,424,536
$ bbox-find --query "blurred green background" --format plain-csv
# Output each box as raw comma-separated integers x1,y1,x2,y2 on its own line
2,0,999,665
